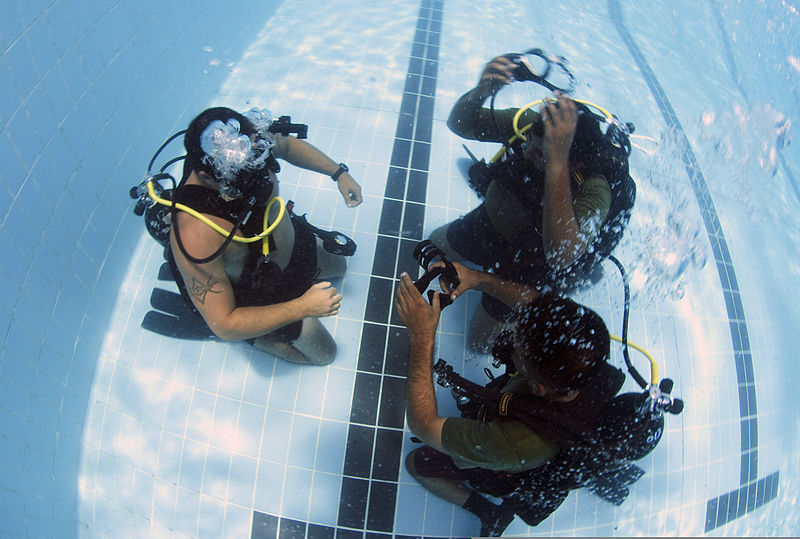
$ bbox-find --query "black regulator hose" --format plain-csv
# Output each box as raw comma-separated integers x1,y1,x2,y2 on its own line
608,255,648,390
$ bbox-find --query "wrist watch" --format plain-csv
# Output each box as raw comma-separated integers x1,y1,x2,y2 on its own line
331,163,349,182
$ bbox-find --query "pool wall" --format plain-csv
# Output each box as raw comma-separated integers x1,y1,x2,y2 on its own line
0,1,282,536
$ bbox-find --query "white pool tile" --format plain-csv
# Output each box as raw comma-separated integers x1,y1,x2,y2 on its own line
422,492,457,536
294,367,329,418
219,354,250,401
237,403,268,458
210,396,242,453
282,467,313,520
267,363,302,412
308,471,342,525
202,446,233,501
223,502,255,538
228,455,259,508
286,415,321,469
260,410,293,465
179,438,206,494
315,421,348,475
393,483,427,535
321,369,356,422
254,460,285,516
197,494,226,538
174,486,200,537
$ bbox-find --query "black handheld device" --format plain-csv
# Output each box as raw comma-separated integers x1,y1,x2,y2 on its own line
412,240,461,309
268,115,308,139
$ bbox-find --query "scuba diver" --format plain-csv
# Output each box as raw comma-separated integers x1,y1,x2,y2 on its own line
430,52,636,352
396,251,682,537
132,107,362,365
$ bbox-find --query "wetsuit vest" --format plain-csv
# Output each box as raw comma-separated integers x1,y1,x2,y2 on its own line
449,361,626,513
459,361,626,447
171,184,319,309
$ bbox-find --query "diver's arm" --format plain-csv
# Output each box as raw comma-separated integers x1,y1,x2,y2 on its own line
447,56,517,141
395,273,447,451
447,83,496,139
441,262,540,308
541,94,587,269
542,161,586,269
170,217,341,340
271,134,362,207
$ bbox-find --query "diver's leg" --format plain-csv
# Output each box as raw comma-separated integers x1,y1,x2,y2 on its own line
429,220,500,351
406,448,515,537
252,318,336,365
428,204,502,268
430,206,520,351
405,449,472,506
252,333,310,364
289,317,337,365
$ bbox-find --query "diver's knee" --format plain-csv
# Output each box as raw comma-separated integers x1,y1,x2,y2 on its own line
293,319,337,365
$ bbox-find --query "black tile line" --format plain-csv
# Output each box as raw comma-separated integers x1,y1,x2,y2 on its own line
253,510,463,539
702,471,780,532
607,0,779,531
250,1,445,535
704,1,784,527
336,0,444,536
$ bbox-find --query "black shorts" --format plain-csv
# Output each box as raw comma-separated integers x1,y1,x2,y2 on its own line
411,445,570,525
411,446,521,499
445,204,552,320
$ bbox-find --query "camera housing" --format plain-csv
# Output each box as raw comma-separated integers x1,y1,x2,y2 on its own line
412,240,460,308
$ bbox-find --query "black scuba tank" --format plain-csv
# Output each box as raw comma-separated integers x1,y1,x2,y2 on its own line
596,391,664,461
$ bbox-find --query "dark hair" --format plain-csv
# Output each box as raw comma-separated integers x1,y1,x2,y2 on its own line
511,293,610,397
183,107,256,179
570,103,629,179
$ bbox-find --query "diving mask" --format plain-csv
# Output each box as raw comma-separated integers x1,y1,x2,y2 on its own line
504,48,576,94
199,109,279,203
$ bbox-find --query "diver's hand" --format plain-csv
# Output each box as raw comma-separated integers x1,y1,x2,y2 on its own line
336,172,362,207
430,261,484,302
478,56,516,88
395,273,441,340
298,281,342,317
541,92,578,163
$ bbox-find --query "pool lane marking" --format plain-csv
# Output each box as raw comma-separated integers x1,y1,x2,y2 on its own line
608,0,780,531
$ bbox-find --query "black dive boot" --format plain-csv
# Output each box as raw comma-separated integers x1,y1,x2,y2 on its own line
463,492,516,537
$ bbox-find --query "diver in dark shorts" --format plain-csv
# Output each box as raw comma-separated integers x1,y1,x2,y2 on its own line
432,55,633,351
394,261,619,536
168,107,362,365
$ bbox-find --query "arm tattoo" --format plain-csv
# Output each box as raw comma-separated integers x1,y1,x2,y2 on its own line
190,275,223,305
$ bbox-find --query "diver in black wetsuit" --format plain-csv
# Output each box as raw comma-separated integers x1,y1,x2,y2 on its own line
169,107,362,365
